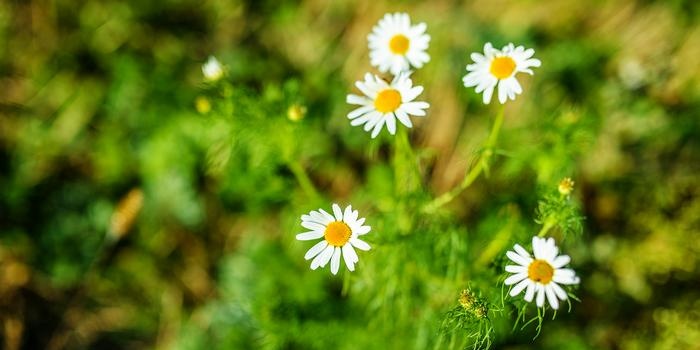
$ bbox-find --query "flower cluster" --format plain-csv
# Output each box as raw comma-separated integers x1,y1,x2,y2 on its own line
200,9,580,340
346,13,432,138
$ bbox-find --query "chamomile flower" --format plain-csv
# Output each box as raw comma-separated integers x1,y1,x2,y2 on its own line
297,204,371,275
202,56,224,81
463,43,541,104
346,72,429,138
368,12,430,75
504,236,580,310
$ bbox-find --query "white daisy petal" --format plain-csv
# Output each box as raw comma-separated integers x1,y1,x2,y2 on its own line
394,109,413,128
318,209,335,222
482,85,495,104
353,225,371,235
311,245,334,270
343,205,354,223
371,117,386,138
505,272,528,285
532,236,545,259
536,284,546,308
296,231,324,241
350,237,371,251
551,282,568,300
348,105,375,120
346,94,371,106
506,251,532,266
551,254,571,268
524,282,536,302
301,221,326,231
510,278,530,296
342,244,358,271
513,244,530,258
330,247,341,275
505,265,527,273
332,203,343,221
386,113,397,134
309,211,332,225
545,284,559,309
304,240,328,260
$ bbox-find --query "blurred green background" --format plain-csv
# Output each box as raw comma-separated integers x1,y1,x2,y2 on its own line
1,0,699,349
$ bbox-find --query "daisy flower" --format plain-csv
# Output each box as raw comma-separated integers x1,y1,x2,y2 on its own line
368,12,430,75
202,56,224,81
296,204,371,275
504,236,580,310
346,72,429,138
463,43,541,104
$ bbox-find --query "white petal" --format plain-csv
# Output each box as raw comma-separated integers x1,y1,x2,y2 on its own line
332,203,343,221
304,240,328,260
532,236,545,259
498,81,509,104
550,282,568,300
551,255,571,268
342,244,358,271
504,272,527,285
318,209,335,222
471,52,486,63
353,225,371,235
386,113,397,134
524,282,536,302
309,211,332,225
482,85,494,104
536,284,546,307
553,269,579,285
545,284,559,309
510,278,530,296
343,205,354,224
296,231,324,241
346,94,371,106
506,251,532,266
394,109,413,128
350,237,371,251
505,265,527,273
351,111,381,127
462,72,483,87
370,117,386,138
311,245,334,269
513,244,531,258
509,77,522,94
301,221,326,231
348,105,374,120
363,113,382,131
330,247,341,275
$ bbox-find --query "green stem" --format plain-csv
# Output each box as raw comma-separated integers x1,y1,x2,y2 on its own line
537,218,556,237
393,127,421,196
288,161,320,200
423,106,505,213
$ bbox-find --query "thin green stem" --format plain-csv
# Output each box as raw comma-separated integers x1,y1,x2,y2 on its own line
537,218,556,237
423,106,506,213
288,161,320,200
393,127,421,197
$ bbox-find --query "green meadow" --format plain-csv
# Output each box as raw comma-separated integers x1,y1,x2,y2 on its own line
0,1,698,349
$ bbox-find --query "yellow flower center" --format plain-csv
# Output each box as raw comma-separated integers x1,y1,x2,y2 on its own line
489,56,516,79
528,259,554,284
374,89,402,113
324,221,352,247
389,34,410,55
